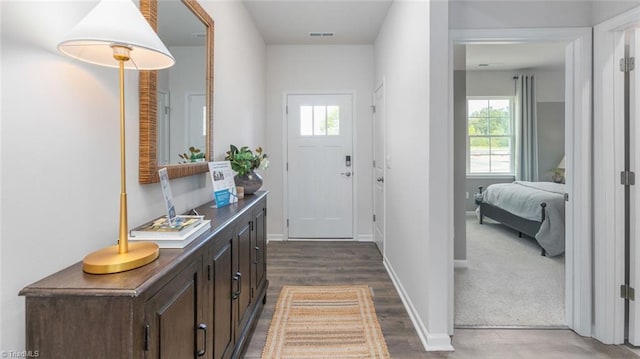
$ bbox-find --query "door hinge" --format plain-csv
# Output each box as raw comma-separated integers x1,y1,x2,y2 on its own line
564,193,569,202
207,264,211,281
144,323,150,351
373,214,376,222
286,219,289,227
371,105,376,114
286,105,289,114
373,160,376,168
286,162,289,171
620,57,635,72
621,284,636,301
621,171,636,186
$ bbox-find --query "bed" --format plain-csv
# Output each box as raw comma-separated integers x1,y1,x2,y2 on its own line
475,181,566,257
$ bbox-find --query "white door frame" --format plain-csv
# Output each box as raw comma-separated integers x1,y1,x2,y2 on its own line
373,80,386,256
281,90,359,241
449,27,593,337
594,6,640,344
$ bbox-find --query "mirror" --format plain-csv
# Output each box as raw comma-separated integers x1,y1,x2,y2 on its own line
139,0,214,183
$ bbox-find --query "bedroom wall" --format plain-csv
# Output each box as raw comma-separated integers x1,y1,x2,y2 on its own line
1,0,266,351
463,69,565,211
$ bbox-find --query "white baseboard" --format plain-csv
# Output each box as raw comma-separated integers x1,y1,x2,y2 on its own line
383,258,454,351
268,233,372,242
267,234,285,243
454,260,468,268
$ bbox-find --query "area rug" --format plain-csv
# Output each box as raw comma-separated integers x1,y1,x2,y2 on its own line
262,285,390,359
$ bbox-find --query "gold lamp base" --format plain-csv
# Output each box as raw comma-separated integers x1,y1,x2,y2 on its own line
83,242,159,274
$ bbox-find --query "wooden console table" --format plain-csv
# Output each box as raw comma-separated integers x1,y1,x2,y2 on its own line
20,192,268,359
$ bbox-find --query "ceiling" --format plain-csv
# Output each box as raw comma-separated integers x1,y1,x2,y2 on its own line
157,1,567,71
243,0,393,45
242,1,566,70
158,1,206,47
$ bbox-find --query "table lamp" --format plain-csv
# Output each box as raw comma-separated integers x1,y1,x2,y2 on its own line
58,0,175,274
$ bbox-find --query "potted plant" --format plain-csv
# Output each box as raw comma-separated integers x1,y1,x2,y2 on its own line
178,146,205,163
225,145,269,194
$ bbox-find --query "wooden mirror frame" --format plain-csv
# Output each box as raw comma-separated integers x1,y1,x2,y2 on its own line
139,0,214,184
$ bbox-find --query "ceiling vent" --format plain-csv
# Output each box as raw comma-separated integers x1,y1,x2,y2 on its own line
309,32,335,38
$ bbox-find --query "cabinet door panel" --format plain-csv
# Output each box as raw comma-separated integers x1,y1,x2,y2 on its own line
145,260,202,359
211,241,234,359
253,205,266,295
236,220,252,335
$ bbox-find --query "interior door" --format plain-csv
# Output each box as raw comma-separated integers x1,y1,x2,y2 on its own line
628,27,640,345
187,93,206,152
373,84,386,255
287,93,353,238
157,91,170,165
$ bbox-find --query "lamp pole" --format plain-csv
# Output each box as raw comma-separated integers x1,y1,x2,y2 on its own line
113,45,130,254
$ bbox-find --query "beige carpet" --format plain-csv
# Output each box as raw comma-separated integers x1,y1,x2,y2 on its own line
262,285,390,359
455,214,565,327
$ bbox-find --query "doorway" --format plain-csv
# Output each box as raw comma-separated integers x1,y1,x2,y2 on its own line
286,93,354,239
455,42,567,328
449,27,592,336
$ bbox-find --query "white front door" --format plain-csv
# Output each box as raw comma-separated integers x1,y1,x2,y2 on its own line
373,84,385,254
287,93,353,238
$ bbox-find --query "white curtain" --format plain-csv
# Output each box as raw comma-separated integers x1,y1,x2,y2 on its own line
515,75,538,181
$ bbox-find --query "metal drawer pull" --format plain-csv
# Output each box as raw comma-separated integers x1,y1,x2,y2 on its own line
196,323,207,356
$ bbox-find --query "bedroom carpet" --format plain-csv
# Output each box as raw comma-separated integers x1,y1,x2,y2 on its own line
455,213,565,327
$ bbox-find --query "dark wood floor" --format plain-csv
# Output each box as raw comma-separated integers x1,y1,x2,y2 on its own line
243,241,639,358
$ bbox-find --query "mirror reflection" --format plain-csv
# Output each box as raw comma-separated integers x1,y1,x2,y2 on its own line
138,0,213,184
157,1,207,165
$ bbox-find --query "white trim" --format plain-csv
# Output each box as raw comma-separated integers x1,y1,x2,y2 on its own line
450,27,593,338
267,234,285,243
357,234,373,242
283,90,358,241
454,260,468,269
286,238,356,242
373,79,386,258
384,258,455,351
593,5,640,344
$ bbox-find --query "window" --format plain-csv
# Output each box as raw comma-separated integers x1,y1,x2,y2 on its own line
467,98,514,174
300,105,340,136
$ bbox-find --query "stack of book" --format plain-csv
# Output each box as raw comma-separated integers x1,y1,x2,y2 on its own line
129,215,211,248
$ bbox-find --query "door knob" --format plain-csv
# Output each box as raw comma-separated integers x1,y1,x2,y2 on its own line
340,172,352,177
377,177,384,183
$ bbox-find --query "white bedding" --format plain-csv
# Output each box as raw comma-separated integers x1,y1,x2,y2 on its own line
480,181,565,257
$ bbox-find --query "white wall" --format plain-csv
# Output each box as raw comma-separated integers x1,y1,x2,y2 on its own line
0,0,265,351
592,0,640,24
265,45,374,240
449,0,593,29
374,0,452,350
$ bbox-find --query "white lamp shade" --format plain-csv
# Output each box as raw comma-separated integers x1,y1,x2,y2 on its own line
557,156,565,169
58,0,174,70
